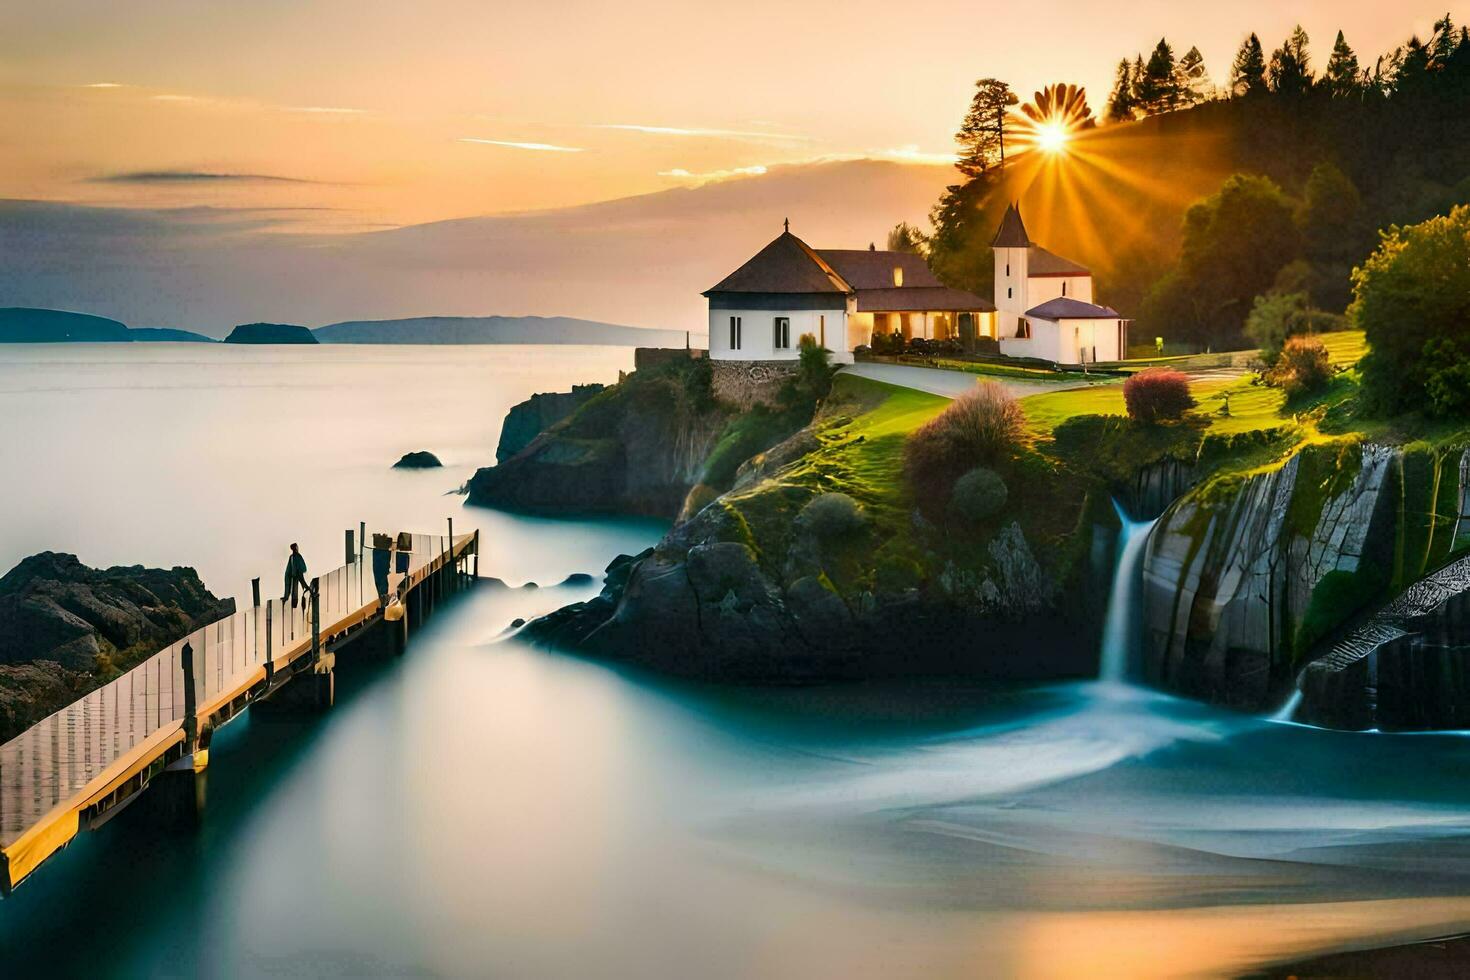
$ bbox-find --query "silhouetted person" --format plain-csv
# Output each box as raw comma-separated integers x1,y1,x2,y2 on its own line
282,543,309,608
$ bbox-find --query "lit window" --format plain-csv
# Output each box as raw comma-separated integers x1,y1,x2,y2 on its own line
893,266,903,287
773,317,791,350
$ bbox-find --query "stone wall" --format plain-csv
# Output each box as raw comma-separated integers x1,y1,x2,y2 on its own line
633,346,706,372
710,360,798,408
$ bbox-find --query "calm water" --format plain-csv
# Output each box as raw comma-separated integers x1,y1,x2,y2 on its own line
4,345,1470,979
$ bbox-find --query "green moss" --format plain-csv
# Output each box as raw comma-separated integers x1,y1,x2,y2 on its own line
1395,442,1438,590
1285,441,1364,541
1295,567,1386,660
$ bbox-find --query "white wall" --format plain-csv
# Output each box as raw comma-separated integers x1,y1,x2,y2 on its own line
707,307,850,363
999,316,1125,364
1025,274,1093,306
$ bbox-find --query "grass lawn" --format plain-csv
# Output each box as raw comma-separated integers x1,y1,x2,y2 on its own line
1021,374,1288,438
1318,329,1368,367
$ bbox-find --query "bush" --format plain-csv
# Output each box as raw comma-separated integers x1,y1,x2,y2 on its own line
1244,291,1309,366
1123,368,1195,423
949,467,1009,523
796,332,834,399
1423,338,1470,417
1266,335,1333,399
1354,205,1470,415
904,383,1025,500
795,492,866,540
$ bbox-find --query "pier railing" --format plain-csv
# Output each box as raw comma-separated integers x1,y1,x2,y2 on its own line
0,528,477,895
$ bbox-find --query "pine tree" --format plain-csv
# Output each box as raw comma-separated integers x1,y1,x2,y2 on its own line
1106,59,1138,121
1230,33,1268,96
955,78,1018,178
1269,25,1314,96
1432,14,1459,63
1322,30,1362,97
1136,38,1182,113
1175,46,1212,103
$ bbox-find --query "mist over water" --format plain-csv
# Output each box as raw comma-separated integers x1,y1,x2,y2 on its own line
4,345,1470,978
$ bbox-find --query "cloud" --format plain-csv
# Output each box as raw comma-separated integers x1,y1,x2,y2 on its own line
595,123,811,143
877,145,957,165
280,105,367,115
150,94,207,103
89,170,320,185
81,82,125,89
457,138,584,153
657,165,768,184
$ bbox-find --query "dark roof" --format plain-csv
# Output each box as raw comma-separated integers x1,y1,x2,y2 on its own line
816,249,941,289
855,287,995,313
991,203,1030,248
1027,244,1090,277
1025,297,1120,320
703,231,850,295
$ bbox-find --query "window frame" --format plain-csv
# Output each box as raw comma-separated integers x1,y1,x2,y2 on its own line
773,316,791,350
728,315,742,351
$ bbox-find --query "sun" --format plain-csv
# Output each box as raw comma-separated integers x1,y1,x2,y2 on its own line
1034,121,1072,154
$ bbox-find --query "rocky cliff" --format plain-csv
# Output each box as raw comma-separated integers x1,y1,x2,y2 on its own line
468,361,733,517
0,552,235,741
1141,442,1470,719
526,378,1112,683
495,384,605,462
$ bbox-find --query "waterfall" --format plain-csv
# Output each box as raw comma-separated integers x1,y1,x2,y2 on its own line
1271,689,1304,722
1098,499,1159,683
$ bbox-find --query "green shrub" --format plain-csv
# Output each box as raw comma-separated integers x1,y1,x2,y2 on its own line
1423,338,1470,417
904,383,1025,501
795,492,867,540
949,467,1009,523
1123,368,1196,423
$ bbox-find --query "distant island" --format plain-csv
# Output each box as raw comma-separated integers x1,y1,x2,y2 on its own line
0,307,691,347
223,322,318,344
312,315,686,347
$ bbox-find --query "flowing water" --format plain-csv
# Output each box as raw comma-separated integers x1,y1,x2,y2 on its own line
4,345,1470,978
1099,500,1159,684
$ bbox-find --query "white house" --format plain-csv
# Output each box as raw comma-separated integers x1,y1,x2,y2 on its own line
992,203,1129,364
704,220,996,364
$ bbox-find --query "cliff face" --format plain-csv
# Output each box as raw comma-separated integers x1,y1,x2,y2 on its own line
1141,443,1470,720
526,378,1111,684
495,385,605,462
0,552,235,742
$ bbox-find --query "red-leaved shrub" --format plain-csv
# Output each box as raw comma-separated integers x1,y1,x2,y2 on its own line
904,383,1025,501
1123,368,1196,423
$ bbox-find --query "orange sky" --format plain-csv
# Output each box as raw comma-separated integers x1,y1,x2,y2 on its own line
0,2,1459,230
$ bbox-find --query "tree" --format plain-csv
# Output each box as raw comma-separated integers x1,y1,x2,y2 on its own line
1106,58,1138,121
1269,26,1314,96
1245,290,1310,364
886,222,926,254
1231,33,1268,96
1140,174,1301,349
1298,161,1366,309
1322,31,1362,97
1175,46,1212,103
955,78,1018,178
1135,39,1184,114
1352,205,1470,416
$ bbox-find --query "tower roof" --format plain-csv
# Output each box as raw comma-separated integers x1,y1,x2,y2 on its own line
991,203,1031,248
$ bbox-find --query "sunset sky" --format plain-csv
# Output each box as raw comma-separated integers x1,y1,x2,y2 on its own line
1,2,1458,231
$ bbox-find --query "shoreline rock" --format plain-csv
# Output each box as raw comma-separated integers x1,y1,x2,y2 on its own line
393,450,443,469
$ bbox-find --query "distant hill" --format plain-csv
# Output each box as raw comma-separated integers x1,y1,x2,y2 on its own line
314,315,688,346
224,322,318,344
129,326,215,342
0,308,131,342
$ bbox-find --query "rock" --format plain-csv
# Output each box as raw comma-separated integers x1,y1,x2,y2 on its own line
521,582,539,590
223,322,318,344
468,360,733,517
1141,441,1470,720
559,573,595,586
393,451,443,469
496,385,605,462
0,553,234,742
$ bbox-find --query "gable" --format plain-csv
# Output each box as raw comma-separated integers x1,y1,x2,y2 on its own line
704,232,851,295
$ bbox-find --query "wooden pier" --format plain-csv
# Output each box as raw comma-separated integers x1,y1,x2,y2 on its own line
0,526,479,895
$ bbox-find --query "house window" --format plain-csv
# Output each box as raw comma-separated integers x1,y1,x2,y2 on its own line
1007,287,1012,299
729,316,742,351
773,316,791,350
1006,262,1010,277
1016,318,1031,339
893,266,904,287
1062,281,1067,296
819,314,826,347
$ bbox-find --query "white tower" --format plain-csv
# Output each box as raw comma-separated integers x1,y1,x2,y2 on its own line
991,203,1031,339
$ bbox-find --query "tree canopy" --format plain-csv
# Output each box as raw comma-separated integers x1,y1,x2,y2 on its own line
955,78,1018,177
